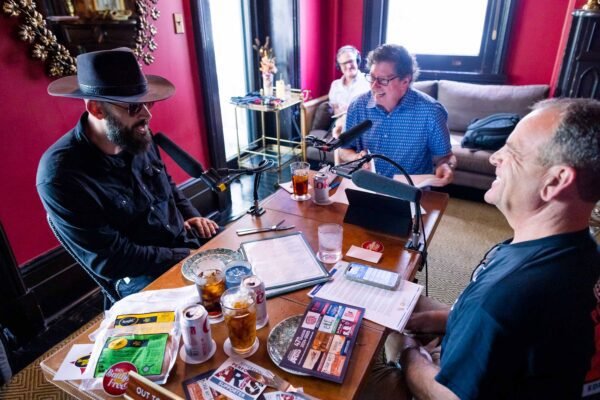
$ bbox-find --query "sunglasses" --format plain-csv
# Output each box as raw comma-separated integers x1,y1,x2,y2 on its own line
108,101,155,116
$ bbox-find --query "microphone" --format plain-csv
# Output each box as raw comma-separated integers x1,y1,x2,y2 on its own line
153,132,227,192
351,169,421,203
202,169,229,193
316,120,372,152
153,132,204,178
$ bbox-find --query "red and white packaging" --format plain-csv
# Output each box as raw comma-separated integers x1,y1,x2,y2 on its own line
102,362,137,397
180,304,215,363
242,275,269,329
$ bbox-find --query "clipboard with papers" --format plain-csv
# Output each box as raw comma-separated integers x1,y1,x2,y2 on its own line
309,262,423,331
239,232,331,297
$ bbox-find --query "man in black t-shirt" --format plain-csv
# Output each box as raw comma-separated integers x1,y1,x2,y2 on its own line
361,98,600,400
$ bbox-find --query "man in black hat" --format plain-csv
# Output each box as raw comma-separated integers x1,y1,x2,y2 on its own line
36,48,219,298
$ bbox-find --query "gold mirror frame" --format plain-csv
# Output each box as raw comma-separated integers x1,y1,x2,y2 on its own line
2,0,160,77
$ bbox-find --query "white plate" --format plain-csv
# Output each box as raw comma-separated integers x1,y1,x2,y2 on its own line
181,248,243,283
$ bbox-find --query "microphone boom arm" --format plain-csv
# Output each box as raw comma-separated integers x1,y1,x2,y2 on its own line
341,153,416,187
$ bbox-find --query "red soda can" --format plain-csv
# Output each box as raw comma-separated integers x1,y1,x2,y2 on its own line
180,304,215,363
313,172,330,205
242,275,269,329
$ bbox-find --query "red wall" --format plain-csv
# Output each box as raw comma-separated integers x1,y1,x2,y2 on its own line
299,0,332,99
505,0,576,84
0,1,208,265
300,0,364,99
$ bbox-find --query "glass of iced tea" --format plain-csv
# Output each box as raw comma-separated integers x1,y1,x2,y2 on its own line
290,161,311,201
220,287,257,355
194,269,226,322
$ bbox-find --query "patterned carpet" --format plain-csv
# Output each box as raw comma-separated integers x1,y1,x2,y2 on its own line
415,197,512,305
0,196,511,399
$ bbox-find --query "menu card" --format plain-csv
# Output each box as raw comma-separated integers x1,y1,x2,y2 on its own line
207,358,268,400
240,233,331,297
280,298,364,383
183,370,228,400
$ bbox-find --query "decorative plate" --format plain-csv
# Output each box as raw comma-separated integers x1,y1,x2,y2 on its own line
267,314,310,376
181,248,244,283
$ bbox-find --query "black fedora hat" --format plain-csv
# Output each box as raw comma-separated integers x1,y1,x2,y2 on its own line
48,47,175,103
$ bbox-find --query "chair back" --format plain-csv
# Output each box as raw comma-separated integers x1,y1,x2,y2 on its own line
46,214,120,306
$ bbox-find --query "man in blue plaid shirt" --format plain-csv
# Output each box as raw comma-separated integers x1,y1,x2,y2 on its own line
339,44,455,186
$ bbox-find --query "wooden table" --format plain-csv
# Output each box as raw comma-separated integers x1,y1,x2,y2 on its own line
40,182,448,400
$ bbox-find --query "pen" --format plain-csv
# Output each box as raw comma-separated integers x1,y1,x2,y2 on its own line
329,181,340,190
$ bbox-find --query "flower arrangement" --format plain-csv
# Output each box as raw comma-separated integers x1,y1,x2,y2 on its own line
253,36,277,75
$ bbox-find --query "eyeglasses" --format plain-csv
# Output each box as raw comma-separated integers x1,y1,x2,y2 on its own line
108,102,155,116
365,73,399,86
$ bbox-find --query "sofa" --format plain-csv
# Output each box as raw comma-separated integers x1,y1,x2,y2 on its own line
301,80,549,190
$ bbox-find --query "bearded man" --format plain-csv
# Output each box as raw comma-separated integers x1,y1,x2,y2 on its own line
36,48,218,298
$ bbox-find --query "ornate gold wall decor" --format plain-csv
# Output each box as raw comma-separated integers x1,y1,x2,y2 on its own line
134,0,159,66
2,0,76,77
583,0,600,11
1,0,160,77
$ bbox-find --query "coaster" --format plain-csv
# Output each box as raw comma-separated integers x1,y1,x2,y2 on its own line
291,193,311,201
179,339,216,364
257,316,269,330
317,252,342,264
223,337,259,358
313,198,333,206
362,240,384,253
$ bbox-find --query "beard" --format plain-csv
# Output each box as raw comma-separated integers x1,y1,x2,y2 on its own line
104,109,151,154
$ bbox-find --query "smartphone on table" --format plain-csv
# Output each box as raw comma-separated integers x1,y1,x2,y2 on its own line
344,262,400,290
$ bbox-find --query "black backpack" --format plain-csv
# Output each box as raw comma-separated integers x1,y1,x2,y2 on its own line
461,113,520,151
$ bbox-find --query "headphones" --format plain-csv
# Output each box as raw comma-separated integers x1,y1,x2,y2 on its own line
335,45,362,72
